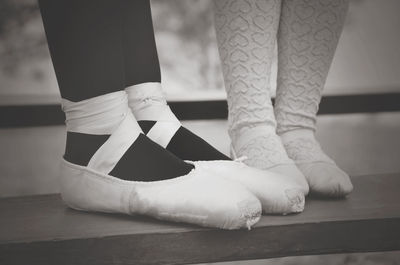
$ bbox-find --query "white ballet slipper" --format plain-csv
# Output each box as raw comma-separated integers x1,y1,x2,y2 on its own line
60,159,261,230
191,159,305,215
123,85,305,215
60,92,261,230
230,143,310,196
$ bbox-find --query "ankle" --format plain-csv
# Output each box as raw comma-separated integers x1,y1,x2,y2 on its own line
125,82,168,121
62,91,128,135
279,129,315,143
230,125,293,168
61,91,135,166
281,131,333,164
230,125,278,153
64,132,109,166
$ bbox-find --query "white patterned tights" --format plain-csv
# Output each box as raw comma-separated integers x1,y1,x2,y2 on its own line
213,0,353,197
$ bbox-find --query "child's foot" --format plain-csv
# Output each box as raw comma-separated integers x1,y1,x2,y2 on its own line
126,83,307,213
63,92,194,182
126,83,230,161
195,159,305,214
280,129,353,197
61,91,262,229
230,126,309,195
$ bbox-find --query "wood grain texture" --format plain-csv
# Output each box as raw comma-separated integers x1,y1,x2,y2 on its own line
1,174,400,265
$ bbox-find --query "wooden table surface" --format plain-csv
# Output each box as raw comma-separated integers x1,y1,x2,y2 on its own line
1,174,400,265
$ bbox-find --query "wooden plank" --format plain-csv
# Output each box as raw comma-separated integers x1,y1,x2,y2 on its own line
0,174,400,265
1,93,400,127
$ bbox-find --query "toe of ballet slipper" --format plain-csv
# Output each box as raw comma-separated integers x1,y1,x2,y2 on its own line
192,160,306,214
60,159,261,230
266,163,310,195
297,162,353,197
230,145,309,196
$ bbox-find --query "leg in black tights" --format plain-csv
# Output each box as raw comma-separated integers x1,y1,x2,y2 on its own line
39,0,125,101
119,2,230,161
39,0,193,181
121,0,161,87
39,0,161,101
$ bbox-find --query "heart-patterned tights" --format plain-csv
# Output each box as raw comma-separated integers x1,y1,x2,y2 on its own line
214,0,352,197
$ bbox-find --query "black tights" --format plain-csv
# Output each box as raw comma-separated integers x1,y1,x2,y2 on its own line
39,0,229,178
38,0,196,181
38,0,160,102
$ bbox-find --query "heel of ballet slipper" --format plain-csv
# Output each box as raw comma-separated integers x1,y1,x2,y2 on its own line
60,159,133,214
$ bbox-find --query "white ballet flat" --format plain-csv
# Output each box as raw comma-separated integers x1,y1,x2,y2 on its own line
60,159,261,229
59,94,261,230
191,159,305,214
124,84,305,215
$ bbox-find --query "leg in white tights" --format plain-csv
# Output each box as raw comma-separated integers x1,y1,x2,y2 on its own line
275,0,353,197
213,0,309,194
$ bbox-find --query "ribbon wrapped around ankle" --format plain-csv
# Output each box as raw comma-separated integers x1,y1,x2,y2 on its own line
125,82,167,120
126,82,181,148
62,91,129,135
61,91,142,174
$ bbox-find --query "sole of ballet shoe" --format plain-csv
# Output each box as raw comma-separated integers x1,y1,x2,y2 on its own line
60,159,262,230
192,160,306,214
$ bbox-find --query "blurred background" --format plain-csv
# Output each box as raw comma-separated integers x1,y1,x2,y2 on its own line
0,0,399,264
